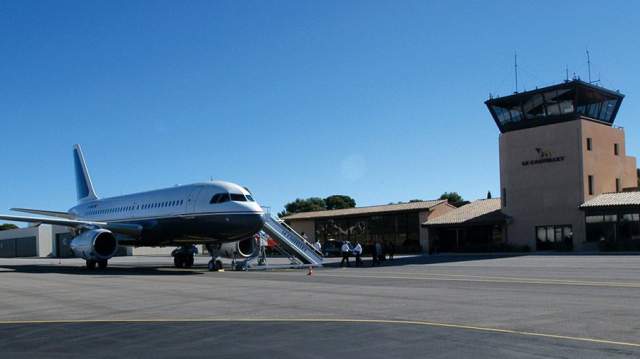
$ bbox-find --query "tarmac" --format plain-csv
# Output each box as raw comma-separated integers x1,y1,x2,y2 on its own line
1,254,639,358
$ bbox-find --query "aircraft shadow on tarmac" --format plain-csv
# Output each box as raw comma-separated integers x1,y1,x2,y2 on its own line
0,264,206,276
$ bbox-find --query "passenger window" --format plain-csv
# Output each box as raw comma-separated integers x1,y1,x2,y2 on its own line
230,193,246,202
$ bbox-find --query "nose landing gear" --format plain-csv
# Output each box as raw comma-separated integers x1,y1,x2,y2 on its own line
206,243,224,271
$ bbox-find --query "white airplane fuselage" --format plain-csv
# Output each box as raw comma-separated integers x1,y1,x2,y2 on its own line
70,181,265,246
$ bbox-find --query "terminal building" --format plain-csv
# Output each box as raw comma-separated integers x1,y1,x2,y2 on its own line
486,79,637,251
283,200,454,253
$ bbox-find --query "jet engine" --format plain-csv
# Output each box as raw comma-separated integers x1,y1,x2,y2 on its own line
219,237,257,258
70,229,118,261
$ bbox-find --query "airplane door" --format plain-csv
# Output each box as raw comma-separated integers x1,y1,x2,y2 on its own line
187,186,205,213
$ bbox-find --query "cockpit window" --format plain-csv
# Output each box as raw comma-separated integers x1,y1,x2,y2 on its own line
245,195,255,202
230,193,246,202
210,193,230,204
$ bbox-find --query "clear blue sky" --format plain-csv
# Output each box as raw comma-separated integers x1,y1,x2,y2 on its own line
2,0,640,218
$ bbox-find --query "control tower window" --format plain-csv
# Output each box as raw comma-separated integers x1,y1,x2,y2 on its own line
588,175,594,195
586,138,592,151
486,81,623,133
614,143,619,156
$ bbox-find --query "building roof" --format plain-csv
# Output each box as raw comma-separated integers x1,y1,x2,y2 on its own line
282,200,449,221
580,191,640,209
423,198,506,226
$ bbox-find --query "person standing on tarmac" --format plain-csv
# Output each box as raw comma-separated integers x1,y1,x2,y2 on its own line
340,241,351,267
353,242,363,267
375,241,384,265
371,241,379,266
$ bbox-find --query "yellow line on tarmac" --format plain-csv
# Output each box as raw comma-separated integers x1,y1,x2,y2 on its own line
298,272,640,288
0,317,638,349
373,271,640,286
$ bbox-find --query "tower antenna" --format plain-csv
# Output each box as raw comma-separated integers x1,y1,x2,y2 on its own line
586,49,592,83
565,65,569,82
514,51,518,93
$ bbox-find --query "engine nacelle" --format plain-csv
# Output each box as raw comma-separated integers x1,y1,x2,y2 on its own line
219,237,257,258
70,229,118,261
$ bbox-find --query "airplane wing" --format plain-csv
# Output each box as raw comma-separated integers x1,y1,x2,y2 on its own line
0,214,142,237
10,208,74,219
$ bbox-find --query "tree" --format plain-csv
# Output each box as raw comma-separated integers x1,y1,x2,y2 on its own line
278,195,358,217
0,223,18,231
278,197,327,217
487,191,492,199
324,195,356,210
439,192,464,205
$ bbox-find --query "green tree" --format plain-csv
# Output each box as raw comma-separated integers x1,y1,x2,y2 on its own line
439,192,464,205
487,191,492,199
0,223,18,231
324,195,356,210
278,197,327,217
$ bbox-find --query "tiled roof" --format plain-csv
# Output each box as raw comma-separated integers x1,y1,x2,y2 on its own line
580,192,640,208
424,198,505,226
282,200,449,220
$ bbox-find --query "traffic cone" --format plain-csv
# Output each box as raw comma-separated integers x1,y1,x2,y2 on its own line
307,266,313,276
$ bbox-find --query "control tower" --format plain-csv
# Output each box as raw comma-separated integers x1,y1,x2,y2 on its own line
485,80,637,251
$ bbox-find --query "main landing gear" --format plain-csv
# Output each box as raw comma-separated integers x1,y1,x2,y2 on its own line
86,259,108,270
206,243,224,272
172,245,196,268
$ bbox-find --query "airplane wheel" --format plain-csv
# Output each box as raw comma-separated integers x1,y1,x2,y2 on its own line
86,260,96,270
174,255,184,268
98,260,108,269
185,255,194,268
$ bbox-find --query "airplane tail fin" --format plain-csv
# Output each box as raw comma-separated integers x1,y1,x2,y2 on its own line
73,144,98,203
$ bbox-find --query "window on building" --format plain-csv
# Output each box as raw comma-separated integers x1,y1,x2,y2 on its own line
614,143,619,156
501,188,506,207
535,225,573,250
587,137,592,151
616,178,621,192
588,175,594,195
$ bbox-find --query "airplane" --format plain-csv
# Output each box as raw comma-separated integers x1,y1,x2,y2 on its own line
0,145,265,271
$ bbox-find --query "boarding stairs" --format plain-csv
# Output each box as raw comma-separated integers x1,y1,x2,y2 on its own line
236,215,323,270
